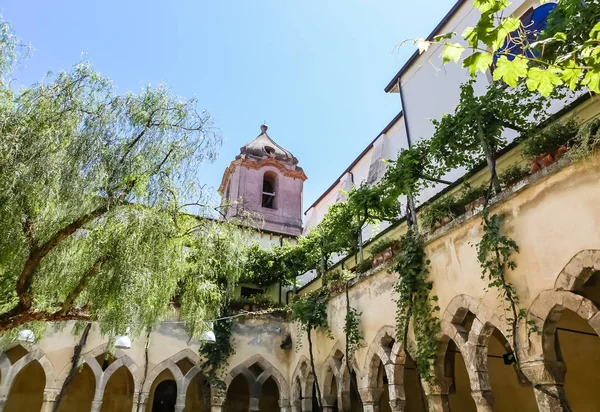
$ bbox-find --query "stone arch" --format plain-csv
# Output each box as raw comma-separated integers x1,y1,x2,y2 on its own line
0,345,55,412
554,249,600,292
291,356,312,402
526,285,600,411
226,354,290,409
0,344,55,393
527,289,600,360
438,295,499,411
143,358,184,394
362,326,406,410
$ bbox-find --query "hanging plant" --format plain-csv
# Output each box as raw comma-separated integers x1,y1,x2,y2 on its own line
392,229,440,381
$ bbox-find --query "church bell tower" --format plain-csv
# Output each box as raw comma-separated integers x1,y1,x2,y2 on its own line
218,124,307,236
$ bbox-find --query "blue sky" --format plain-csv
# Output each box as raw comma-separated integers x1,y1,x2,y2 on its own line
2,0,457,210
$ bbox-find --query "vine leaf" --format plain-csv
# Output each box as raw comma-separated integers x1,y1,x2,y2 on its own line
463,52,494,76
526,67,563,97
441,43,465,64
493,56,529,87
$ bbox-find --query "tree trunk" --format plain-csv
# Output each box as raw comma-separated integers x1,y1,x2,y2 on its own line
307,327,323,412
477,120,502,195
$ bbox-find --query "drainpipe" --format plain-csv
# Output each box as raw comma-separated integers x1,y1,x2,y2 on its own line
397,78,419,232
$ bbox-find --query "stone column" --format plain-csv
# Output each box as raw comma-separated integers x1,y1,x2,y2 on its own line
522,360,570,412
174,392,186,412
388,397,406,412
291,398,301,412
249,396,260,412
322,395,337,411
210,394,226,412
132,392,148,412
300,397,313,412
422,376,451,412
40,389,60,412
279,398,292,412
360,387,384,412
91,399,103,412
363,402,379,412
470,389,494,412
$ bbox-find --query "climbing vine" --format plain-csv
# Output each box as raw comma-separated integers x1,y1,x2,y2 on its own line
290,287,331,411
198,317,235,389
344,285,363,368
392,229,440,381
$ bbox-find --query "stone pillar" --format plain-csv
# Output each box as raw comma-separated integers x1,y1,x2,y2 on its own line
91,399,103,412
132,392,148,412
363,402,379,412
174,392,186,412
249,396,260,412
522,360,570,412
291,398,301,412
360,387,384,412
210,394,226,412
300,397,313,412
388,397,406,412
279,398,292,412
422,377,452,412
40,389,60,412
470,389,494,412
322,395,337,411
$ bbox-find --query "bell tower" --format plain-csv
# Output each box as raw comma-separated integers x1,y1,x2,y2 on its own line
218,124,307,236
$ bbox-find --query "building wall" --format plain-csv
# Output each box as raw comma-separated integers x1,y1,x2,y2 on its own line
4,150,600,412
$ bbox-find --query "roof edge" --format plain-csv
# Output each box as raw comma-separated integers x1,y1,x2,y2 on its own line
384,0,467,93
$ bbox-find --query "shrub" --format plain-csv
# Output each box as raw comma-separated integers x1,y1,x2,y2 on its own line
369,237,397,255
456,182,488,207
522,119,579,159
499,165,529,188
355,257,373,274
420,195,459,229
569,118,600,161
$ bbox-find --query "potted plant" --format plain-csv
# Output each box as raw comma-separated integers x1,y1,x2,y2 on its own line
370,238,396,267
355,257,373,274
421,195,460,231
522,120,578,172
458,183,488,212
499,164,529,189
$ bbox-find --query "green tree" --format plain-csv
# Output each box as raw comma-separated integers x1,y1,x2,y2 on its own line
429,81,547,194
0,16,246,339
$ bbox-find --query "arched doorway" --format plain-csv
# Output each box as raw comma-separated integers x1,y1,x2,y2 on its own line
374,359,391,412
4,358,45,412
184,372,209,411
404,354,426,412
224,374,250,412
325,373,339,412
101,366,134,412
259,376,280,411
555,307,600,410
152,380,177,412
487,328,537,411
445,340,476,412
348,369,362,412
56,363,96,411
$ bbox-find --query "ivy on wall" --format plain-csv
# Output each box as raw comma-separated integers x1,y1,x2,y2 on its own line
392,230,440,381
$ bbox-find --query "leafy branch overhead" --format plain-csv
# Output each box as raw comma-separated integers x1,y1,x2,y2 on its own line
435,0,600,96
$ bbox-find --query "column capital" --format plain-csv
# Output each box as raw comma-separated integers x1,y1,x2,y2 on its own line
521,360,567,386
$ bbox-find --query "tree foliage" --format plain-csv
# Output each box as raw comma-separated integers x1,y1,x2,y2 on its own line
0,16,252,339
434,0,600,96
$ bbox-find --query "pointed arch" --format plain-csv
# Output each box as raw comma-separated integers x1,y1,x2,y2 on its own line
227,354,289,402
